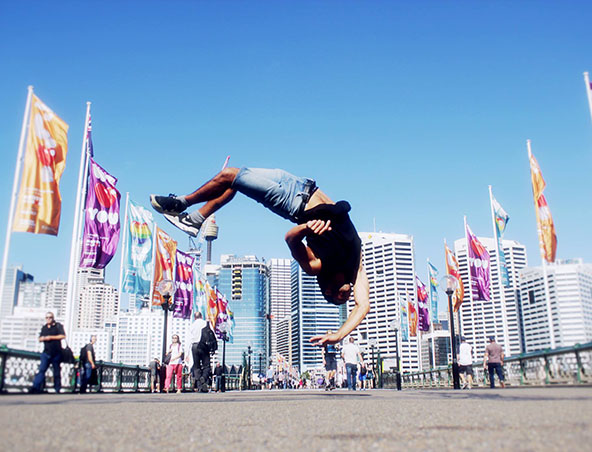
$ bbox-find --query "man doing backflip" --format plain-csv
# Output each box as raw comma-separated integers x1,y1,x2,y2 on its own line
151,167,370,345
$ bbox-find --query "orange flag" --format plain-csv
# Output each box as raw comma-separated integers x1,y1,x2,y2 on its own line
528,148,557,263
152,227,177,306
408,301,418,336
445,244,465,312
13,94,69,235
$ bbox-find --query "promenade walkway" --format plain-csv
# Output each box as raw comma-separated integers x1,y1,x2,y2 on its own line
1,387,590,451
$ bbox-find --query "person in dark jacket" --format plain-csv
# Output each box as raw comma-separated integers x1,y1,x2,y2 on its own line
31,312,66,393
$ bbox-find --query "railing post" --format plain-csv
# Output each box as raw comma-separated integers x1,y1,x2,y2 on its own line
134,366,139,392
574,345,583,384
0,349,6,393
117,366,123,392
519,357,526,385
97,362,103,392
544,353,551,385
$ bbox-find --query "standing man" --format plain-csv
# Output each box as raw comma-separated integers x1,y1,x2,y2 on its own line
31,312,66,393
322,333,338,391
458,336,474,390
484,336,505,388
151,167,370,346
185,312,216,393
79,335,97,393
341,336,364,391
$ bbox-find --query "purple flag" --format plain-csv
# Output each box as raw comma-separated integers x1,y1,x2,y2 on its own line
416,276,430,332
465,222,491,301
173,250,194,319
80,158,121,268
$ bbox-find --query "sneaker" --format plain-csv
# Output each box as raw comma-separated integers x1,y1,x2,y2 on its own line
150,194,186,215
164,213,201,237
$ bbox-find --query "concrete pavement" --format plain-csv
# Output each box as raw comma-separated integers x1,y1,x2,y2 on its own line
0,387,591,451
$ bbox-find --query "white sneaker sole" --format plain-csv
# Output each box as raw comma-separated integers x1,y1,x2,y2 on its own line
163,213,200,237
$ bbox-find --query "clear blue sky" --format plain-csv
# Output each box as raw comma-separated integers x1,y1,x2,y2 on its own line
1,1,590,301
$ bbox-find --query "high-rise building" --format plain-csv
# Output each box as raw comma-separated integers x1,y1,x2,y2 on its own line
269,258,292,364
519,259,592,352
0,306,47,351
348,232,420,372
290,260,341,372
77,283,119,330
454,237,527,357
45,281,68,319
217,255,269,374
115,308,193,366
0,267,34,322
276,315,291,365
71,330,114,362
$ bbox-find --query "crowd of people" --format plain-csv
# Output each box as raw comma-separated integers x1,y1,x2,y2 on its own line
28,313,507,394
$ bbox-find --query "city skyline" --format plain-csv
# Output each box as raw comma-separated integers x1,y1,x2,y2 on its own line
0,2,590,294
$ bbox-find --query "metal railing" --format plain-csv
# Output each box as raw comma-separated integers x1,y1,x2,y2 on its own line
0,346,241,393
383,342,592,389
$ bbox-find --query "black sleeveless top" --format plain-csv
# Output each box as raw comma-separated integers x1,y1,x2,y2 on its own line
299,201,361,285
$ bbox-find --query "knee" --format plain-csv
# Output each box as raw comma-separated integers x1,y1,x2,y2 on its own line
218,167,239,183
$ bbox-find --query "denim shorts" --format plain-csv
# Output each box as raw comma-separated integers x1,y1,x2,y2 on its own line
231,168,317,223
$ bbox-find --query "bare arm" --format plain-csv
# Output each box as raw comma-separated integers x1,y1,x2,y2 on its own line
87,349,95,368
285,220,331,276
311,261,370,346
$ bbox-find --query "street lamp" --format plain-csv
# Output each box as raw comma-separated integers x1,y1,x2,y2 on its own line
440,274,461,390
157,279,174,364
219,321,228,393
247,342,253,390
389,320,401,391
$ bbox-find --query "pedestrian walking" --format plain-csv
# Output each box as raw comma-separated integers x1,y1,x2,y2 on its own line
31,312,66,394
164,334,184,393
149,357,161,393
79,335,97,393
150,166,370,346
322,332,338,390
185,312,217,393
214,362,224,392
484,336,506,388
341,336,364,391
458,336,474,389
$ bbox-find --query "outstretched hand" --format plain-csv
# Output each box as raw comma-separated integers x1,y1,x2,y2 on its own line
306,219,331,236
310,331,341,346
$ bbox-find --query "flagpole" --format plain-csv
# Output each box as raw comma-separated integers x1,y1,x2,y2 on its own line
584,72,592,124
489,186,511,354
64,102,91,339
463,216,478,352
148,222,157,312
527,139,556,349
427,259,436,369
0,86,33,315
118,192,130,311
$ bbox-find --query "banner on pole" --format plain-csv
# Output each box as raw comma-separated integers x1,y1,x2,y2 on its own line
13,94,69,235
416,276,430,332
152,227,177,306
465,222,491,301
529,150,557,263
80,158,121,268
445,244,465,312
491,195,510,287
173,250,194,319
408,299,418,337
400,298,409,341
122,200,154,296
428,261,439,324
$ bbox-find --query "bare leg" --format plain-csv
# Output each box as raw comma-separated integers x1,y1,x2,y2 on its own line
184,167,239,206
198,188,237,218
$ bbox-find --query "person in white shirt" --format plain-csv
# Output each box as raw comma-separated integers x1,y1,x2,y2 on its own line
341,336,364,391
458,336,474,389
185,312,209,392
